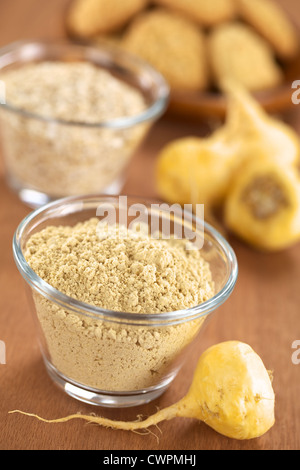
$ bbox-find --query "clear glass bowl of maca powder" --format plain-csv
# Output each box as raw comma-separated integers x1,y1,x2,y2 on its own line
0,40,169,208
13,195,238,407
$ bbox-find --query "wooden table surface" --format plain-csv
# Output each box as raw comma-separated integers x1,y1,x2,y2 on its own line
1,0,300,451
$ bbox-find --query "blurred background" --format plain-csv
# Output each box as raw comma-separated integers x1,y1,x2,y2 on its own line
1,0,300,451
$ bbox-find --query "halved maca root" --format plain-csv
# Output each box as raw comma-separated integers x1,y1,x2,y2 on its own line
224,157,300,251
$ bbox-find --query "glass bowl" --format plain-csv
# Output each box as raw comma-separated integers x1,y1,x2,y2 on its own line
0,40,169,208
13,195,238,407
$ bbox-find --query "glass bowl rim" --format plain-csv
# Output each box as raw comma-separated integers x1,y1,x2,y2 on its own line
13,194,238,326
0,39,170,129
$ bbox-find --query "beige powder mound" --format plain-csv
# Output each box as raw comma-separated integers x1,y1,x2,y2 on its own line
25,218,214,391
25,218,214,313
3,62,146,123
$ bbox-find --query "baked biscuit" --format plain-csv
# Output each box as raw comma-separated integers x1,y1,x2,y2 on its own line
154,0,237,26
67,0,148,38
208,22,283,91
236,0,299,60
122,9,209,91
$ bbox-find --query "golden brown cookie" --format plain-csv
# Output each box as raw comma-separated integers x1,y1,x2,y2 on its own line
67,0,148,38
236,0,299,60
208,22,283,91
154,0,237,26
122,9,209,91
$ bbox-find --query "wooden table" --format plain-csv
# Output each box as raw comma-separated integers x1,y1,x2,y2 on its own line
1,0,300,451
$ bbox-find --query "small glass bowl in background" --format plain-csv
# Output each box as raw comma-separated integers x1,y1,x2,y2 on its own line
0,40,169,208
13,195,238,408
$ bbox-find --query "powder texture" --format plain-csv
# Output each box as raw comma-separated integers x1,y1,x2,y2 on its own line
25,218,214,313
25,218,214,391
0,62,148,197
3,62,146,123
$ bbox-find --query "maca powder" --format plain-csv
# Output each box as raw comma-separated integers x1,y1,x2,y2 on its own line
25,218,214,391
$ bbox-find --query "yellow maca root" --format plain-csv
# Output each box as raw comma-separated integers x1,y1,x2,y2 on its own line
10,341,275,440
224,157,300,251
156,80,300,218
221,80,300,170
156,136,236,209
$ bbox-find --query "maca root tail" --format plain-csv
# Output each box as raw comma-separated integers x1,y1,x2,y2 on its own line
9,404,180,431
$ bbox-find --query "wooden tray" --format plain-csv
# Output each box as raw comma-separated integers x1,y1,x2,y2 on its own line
167,50,300,120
